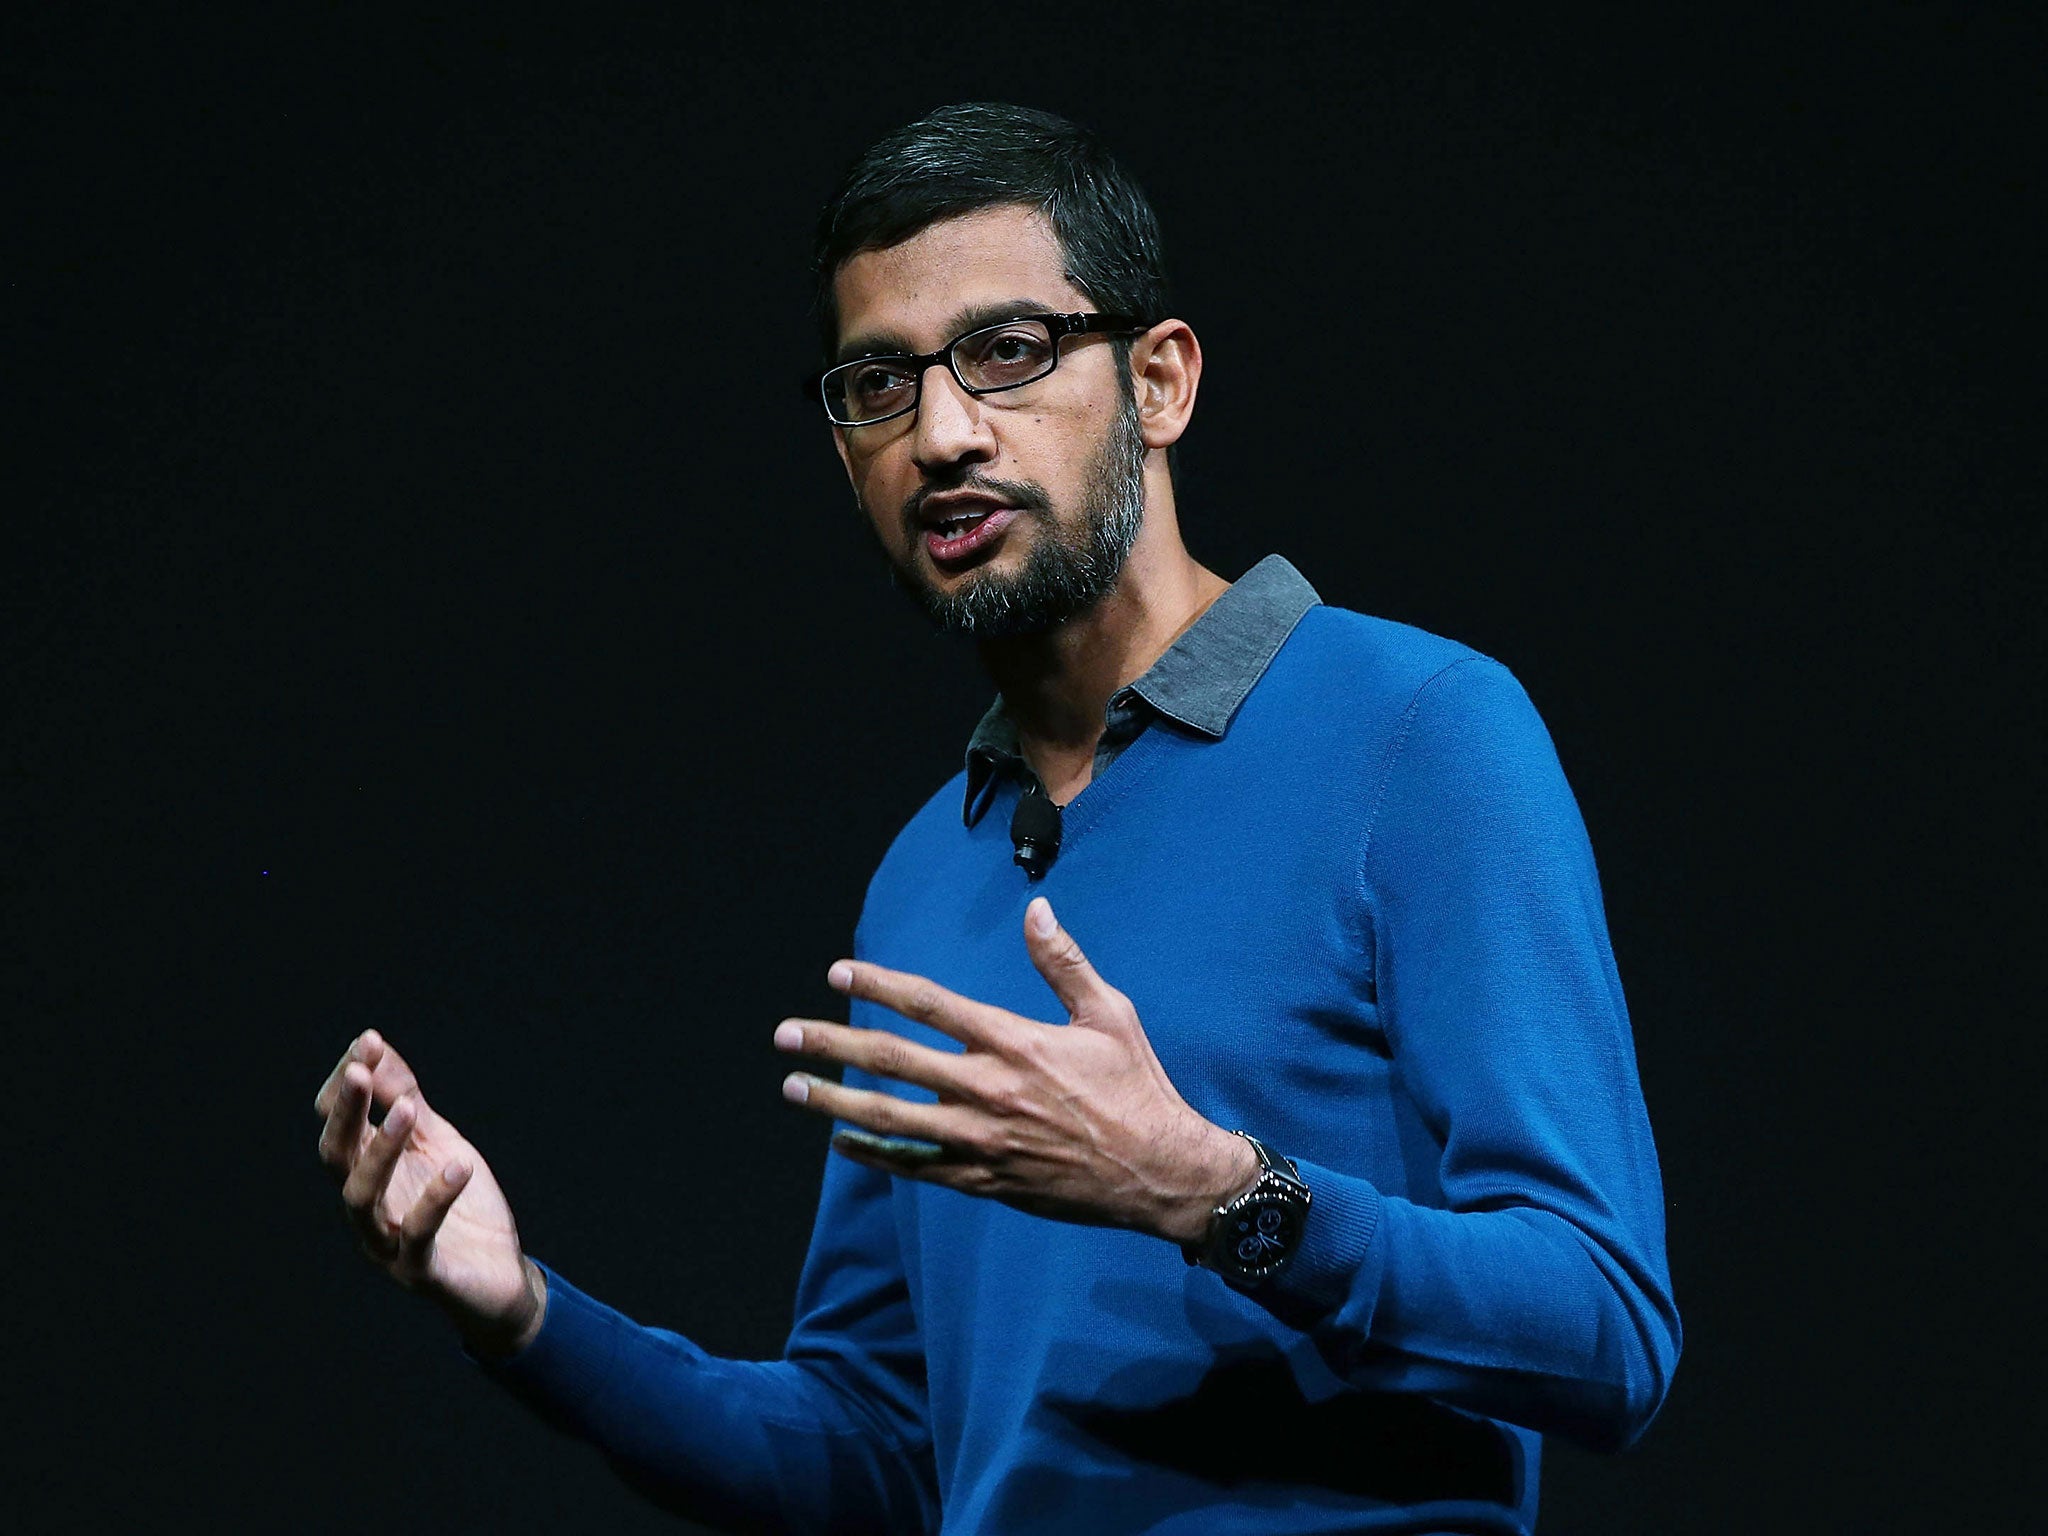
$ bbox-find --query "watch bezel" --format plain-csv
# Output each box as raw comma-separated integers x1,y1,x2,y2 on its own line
1193,1132,1311,1290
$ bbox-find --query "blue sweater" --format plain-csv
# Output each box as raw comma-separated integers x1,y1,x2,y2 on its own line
488,604,1680,1534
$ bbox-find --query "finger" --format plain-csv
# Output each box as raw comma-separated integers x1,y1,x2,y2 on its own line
829,1133,930,1179
343,1090,420,1258
830,1130,965,1185
830,1133,1000,1201
782,1072,982,1151
826,961,1009,1048
1021,898,1122,1022
313,1030,381,1117
396,1159,473,1275
774,1018,981,1097
314,1030,422,1120
357,1033,422,1115
830,1126,948,1166
316,1062,373,1178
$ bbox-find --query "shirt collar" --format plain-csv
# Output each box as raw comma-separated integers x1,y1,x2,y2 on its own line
961,553,1320,824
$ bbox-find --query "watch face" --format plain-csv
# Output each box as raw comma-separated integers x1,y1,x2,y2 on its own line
1225,1197,1303,1272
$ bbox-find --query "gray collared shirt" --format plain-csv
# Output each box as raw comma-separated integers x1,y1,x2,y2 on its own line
962,553,1321,826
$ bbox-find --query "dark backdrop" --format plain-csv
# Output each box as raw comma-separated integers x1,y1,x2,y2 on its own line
9,7,2035,1531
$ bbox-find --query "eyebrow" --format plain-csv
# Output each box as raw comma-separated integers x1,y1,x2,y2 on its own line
836,298,1059,364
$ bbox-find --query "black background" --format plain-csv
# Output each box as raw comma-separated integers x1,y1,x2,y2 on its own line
8,6,2037,1531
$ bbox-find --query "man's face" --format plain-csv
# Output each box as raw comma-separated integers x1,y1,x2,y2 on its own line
829,205,1146,637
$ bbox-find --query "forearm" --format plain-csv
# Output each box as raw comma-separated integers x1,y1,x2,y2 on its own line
1258,1165,1679,1451
475,1261,937,1535
1281,655,1682,1449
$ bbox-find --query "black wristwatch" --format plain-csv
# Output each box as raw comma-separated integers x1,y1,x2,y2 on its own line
1183,1131,1312,1291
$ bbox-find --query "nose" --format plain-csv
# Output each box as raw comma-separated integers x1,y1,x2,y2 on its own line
911,361,996,476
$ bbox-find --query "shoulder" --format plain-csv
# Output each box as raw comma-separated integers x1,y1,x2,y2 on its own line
1266,602,1538,730
1263,606,1573,827
1300,615,1578,846
1288,602,1491,691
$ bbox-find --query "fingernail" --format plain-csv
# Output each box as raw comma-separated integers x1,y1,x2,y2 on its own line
782,1073,811,1104
443,1161,469,1184
1029,897,1056,937
774,1021,804,1052
827,961,853,990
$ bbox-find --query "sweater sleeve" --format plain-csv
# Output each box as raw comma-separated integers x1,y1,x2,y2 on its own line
1253,655,1681,1452
473,1148,939,1534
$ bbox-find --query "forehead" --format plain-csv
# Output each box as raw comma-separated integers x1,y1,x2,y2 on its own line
831,204,1092,352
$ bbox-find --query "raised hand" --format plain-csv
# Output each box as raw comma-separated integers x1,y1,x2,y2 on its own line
313,1031,545,1357
774,896,1258,1245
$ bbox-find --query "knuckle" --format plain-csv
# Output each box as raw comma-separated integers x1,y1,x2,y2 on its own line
954,1121,997,1159
400,1202,437,1246
350,1203,393,1248
343,1155,390,1206
907,983,945,1022
985,1078,1031,1118
1010,1029,1051,1068
867,1097,906,1134
868,1037,906,1078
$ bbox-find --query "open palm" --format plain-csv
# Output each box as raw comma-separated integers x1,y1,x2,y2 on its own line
315,1032,540,1350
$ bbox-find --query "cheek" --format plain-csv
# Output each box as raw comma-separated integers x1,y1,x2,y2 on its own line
839,438,879,496
847,451,906,531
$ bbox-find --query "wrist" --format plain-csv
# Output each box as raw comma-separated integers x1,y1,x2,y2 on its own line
457,1255,548,1361
1181,1133,1314,1290
1158,1122,1261,1247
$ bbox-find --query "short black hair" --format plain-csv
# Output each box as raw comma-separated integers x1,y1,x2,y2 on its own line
812,102,1169,357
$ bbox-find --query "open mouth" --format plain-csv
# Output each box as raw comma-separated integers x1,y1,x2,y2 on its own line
923,504,1017,566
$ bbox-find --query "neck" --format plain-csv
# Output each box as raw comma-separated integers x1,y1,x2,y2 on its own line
978,493,1227,801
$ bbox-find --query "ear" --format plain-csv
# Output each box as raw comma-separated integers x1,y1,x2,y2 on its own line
1128,319,1201,452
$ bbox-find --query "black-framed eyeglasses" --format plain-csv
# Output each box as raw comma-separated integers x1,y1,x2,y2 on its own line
807,312,1148,428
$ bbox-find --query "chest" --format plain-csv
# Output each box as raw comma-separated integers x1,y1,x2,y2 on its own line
855,738,1393,1163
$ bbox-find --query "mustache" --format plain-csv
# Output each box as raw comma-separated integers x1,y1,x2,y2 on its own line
900,473,1053,539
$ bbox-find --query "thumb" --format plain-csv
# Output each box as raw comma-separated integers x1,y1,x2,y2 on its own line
1024,897,1124,1026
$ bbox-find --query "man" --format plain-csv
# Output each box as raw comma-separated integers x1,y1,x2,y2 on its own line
315,103,1679,1533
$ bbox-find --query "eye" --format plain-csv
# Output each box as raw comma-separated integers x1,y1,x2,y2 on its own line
956,323,1056,388
986,333,1039,363
843,360,916,411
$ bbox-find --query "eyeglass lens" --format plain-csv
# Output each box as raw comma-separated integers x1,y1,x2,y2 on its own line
825,318,1061,425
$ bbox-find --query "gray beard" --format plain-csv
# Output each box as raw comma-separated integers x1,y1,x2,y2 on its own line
874,391,1148,639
